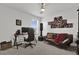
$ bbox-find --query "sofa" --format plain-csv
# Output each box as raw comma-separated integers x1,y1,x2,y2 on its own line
46,33,73,48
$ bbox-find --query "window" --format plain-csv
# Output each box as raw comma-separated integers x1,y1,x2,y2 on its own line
32,19,37,29
32,19,38,34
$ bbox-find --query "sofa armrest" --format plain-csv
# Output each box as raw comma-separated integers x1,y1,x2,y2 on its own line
47,39,55,42
61,34,73,46
68,34,73,39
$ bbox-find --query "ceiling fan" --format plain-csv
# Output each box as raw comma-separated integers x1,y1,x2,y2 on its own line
40,3,46,14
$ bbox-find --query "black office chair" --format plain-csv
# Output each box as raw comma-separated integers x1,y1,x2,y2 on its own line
24,28,37,48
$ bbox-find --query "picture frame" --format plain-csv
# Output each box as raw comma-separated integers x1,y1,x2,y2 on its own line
48,16,73,28
66,23,73,28
16,19,22,26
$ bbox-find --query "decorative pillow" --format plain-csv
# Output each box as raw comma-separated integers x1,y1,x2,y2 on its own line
47,33,53,39
54,34,66,45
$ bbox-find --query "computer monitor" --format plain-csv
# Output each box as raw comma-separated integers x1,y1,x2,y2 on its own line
21,27,29,33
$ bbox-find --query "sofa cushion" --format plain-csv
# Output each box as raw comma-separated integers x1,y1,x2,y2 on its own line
52,33,57,39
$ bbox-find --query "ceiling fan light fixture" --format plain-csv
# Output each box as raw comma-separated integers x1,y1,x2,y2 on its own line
41,8,45,12
40,3,46,14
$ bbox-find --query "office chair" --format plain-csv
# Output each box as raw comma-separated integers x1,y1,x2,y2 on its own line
24,28,37,48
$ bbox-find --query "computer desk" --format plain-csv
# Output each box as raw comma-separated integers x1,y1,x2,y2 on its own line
14,33,28,49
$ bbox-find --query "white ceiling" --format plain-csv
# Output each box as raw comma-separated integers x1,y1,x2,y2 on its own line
1,3,79,19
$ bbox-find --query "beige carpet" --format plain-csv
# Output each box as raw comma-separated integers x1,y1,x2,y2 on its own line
0,41,76,55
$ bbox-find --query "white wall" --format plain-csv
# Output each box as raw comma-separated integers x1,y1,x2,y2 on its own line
0,5,40,42
42,9,78,41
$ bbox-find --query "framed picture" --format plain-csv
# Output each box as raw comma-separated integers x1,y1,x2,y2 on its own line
48,16,73,28
66,23,73,28
16,19,22,26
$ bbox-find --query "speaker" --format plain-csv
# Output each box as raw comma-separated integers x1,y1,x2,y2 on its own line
40,23,43,31
38,36,44,41
38,36,46,41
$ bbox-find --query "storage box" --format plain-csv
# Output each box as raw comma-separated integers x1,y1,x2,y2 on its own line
0,41,12,50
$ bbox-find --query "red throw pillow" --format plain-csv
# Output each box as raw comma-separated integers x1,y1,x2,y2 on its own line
54,34,65,45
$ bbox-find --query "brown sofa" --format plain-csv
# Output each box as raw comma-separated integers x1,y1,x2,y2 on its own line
46,33,73,48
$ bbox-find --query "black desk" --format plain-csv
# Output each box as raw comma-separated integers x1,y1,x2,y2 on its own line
14,33,28,49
